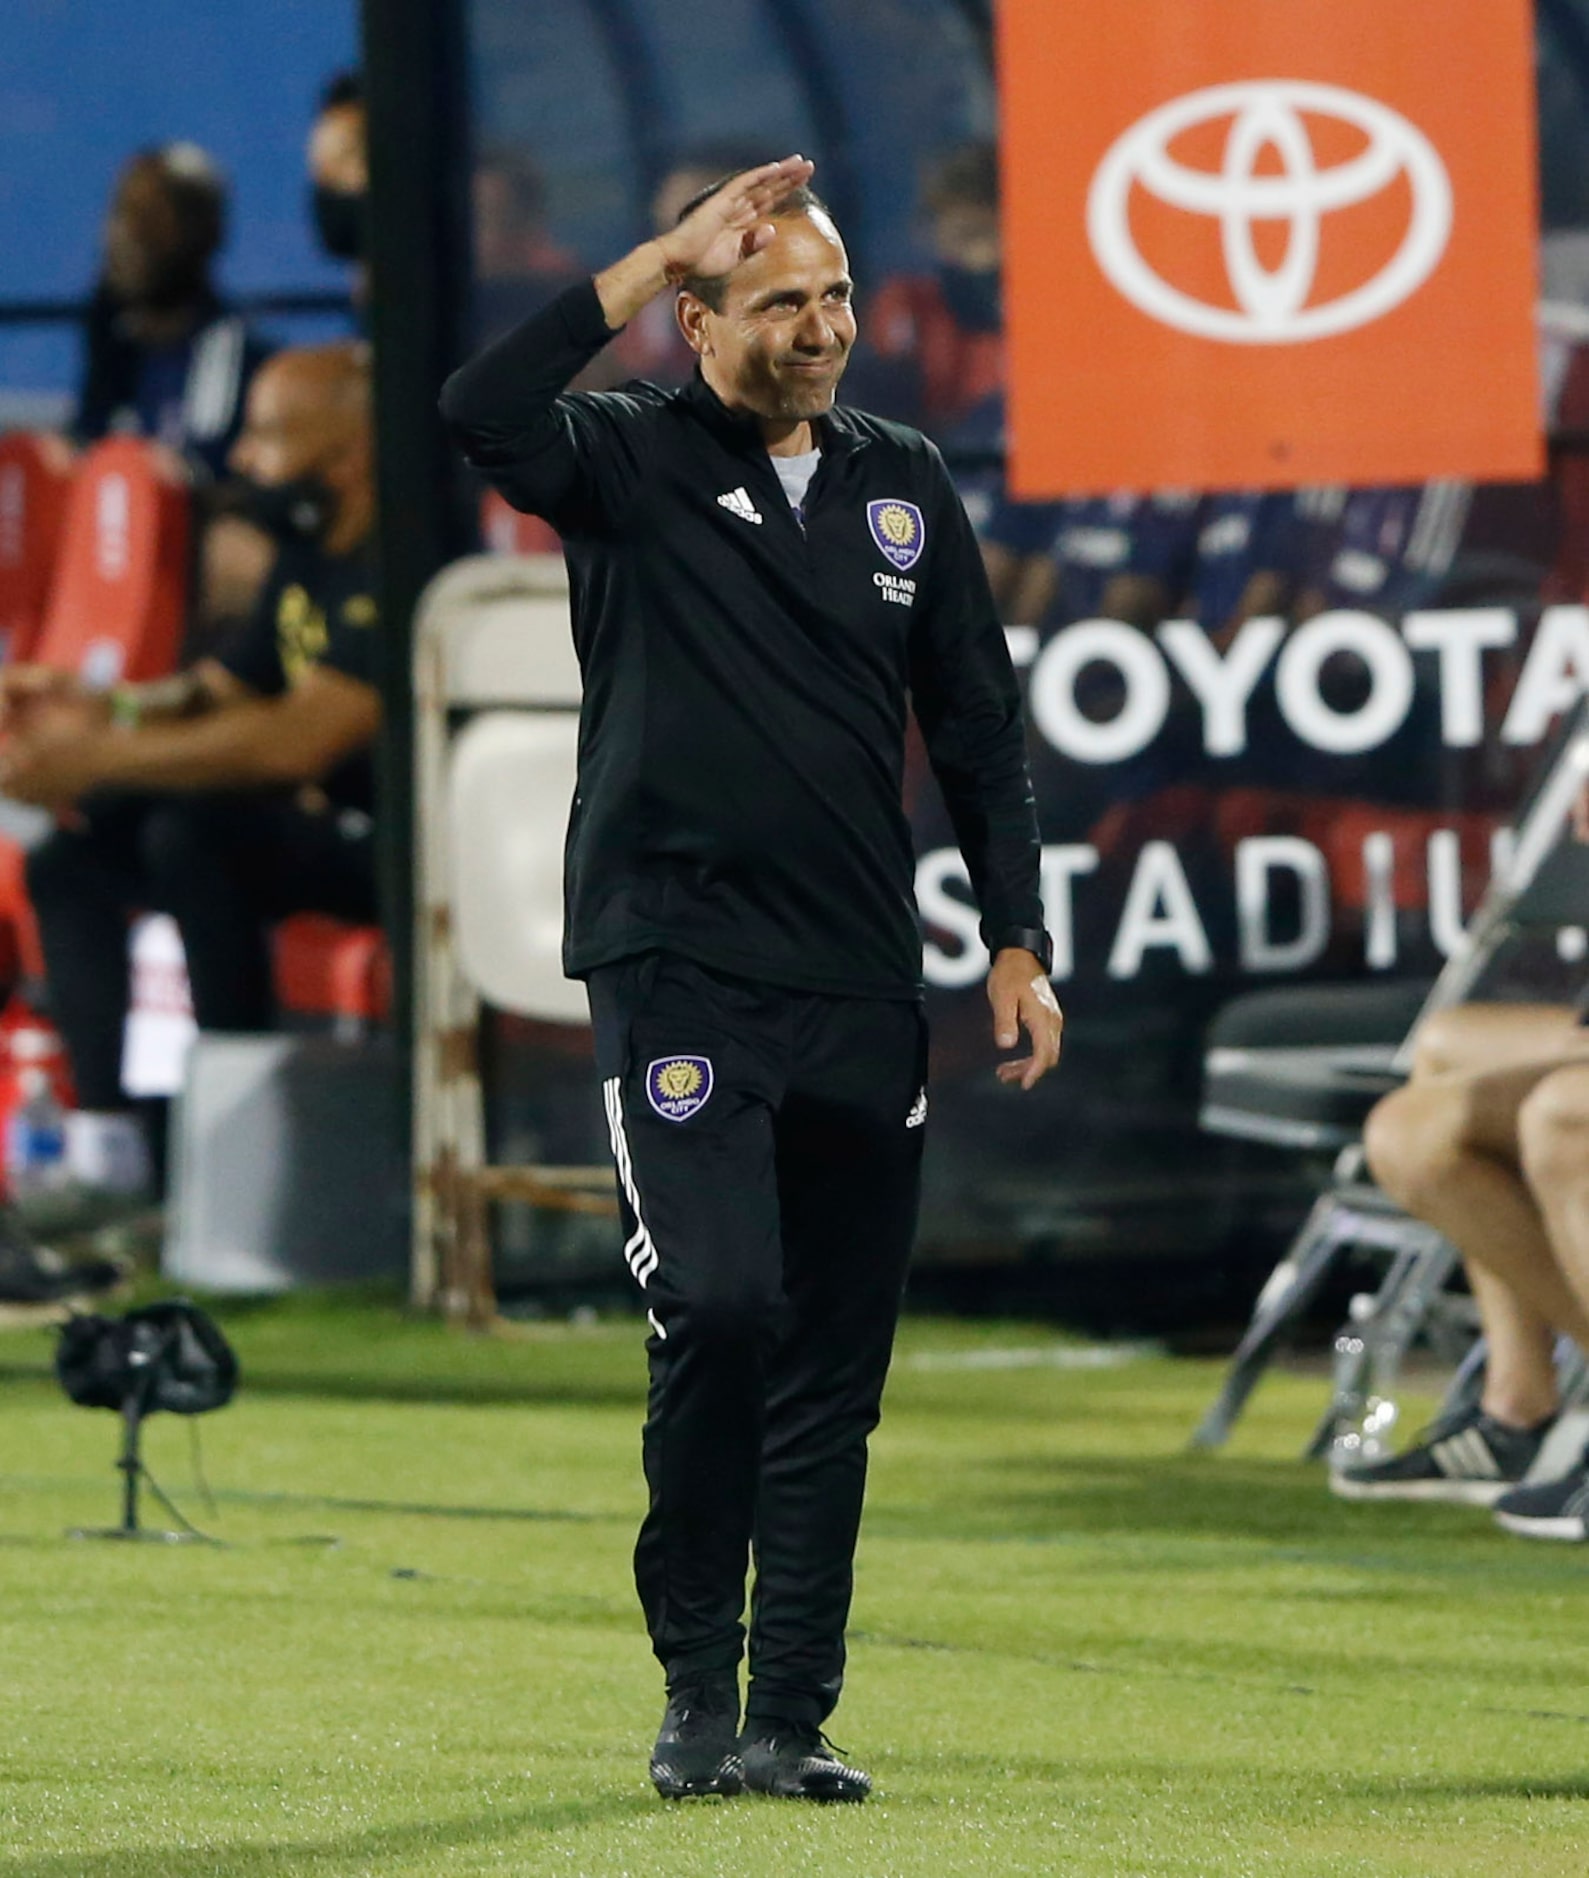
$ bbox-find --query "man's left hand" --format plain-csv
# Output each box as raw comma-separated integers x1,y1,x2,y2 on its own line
988,948,1064,1090
0,720,105,809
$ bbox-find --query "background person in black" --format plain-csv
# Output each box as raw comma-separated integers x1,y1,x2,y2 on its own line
73,144,273,483
0,344,380,1204
308,70,369,301
442,157,1063,1802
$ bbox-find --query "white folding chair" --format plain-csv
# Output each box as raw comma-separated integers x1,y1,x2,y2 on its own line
412,553,616,1324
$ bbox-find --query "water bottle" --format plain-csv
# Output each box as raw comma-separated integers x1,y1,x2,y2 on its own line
6,1052,68,1198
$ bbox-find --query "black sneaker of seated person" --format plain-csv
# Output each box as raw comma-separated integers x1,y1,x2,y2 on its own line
0,1207,122,1306
1492,1463,1589,1541
649,1677,743,1800
1329,1400,1554,1505
741,1719,872,1802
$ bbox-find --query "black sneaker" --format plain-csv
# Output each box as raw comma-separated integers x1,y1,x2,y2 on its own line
1493,1464,1589,1541
0,1208,122,1306
741,1722,872,1803
1329,1402,1553,1506
649,1679,743,1800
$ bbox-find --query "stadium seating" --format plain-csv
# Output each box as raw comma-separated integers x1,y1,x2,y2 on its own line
412,551,616,1325
0,827,44,988
0,430,74,664
0,435,193,1021
33,436,189,685
273,913,390,1034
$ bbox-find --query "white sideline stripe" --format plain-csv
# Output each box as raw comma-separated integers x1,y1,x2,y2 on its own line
903,1342,1158,1373
602,1078,663,1308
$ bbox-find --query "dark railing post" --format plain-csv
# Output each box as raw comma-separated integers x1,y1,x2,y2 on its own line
359,0,474,1167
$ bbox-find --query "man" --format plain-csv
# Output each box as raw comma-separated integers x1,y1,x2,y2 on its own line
1178,492,1303,645
1293,481,1472,623
471,146,585,343
441,157,1061,1802
74,145,272,483
0,345,380,1201
1338,995,1589,1539
862,142,1005,435
927,390,1062,622
308,71,368,284
1036,492,1201,633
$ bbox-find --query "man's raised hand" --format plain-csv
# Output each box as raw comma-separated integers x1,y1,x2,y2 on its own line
656,156,815,287
595,157,815,330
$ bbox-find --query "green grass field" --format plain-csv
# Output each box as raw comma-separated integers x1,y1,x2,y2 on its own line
2,1291,1587,1877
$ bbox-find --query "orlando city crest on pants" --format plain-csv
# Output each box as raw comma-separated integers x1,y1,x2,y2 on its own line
646,1055,714,1122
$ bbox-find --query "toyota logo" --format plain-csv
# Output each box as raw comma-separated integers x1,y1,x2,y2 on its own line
1086,80,1453,344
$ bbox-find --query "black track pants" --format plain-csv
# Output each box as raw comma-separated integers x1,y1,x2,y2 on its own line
588,952,927,1728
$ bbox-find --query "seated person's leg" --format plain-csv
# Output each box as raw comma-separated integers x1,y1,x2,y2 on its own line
138,796,280,1032
1409,1004,1585,1083
1333,1060,1589,1501
1519,1064,1589,1294
141,790,376,1030
221,791,376,928
1365,1063,1589,1352
1491,1063,1589,1540
27,801,154,1114
1464,1263,1558,1428
29,791,377,1211
26,800,161,1200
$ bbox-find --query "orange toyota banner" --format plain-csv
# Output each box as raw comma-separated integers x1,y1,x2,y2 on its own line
996,0,1541,498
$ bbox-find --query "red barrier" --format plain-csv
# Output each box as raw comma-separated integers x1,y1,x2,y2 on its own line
34,438,189,685
0,432,75,664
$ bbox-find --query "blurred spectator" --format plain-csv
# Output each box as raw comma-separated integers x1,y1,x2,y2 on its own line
308,69,368,282
863,142,1003,434
1178,492,1303,644
472,146,584,342
1030,492,1200,631
609,143,773,386
73,144,272,482
1338,999,1589,1537
2,345,380,1204
185,71,372,645
944,394,1063,622
1295,482,1472,620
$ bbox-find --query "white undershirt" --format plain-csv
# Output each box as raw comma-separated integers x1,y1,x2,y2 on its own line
769,447,821,518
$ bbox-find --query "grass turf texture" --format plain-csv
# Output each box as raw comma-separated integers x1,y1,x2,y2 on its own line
2,1295,1587,1876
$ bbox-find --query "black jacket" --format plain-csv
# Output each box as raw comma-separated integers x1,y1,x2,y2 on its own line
440,279,1046,999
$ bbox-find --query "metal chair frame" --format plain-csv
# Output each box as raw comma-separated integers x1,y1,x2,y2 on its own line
412,554,617,1325
1193,702,1589,1452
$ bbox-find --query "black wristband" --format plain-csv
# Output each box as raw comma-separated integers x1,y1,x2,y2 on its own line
991,927,1054,976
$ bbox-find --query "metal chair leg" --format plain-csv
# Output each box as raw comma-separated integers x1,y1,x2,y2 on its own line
1435,1331,1488,1422
1190,1192,1355,1448
1306,1236,1455,1461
